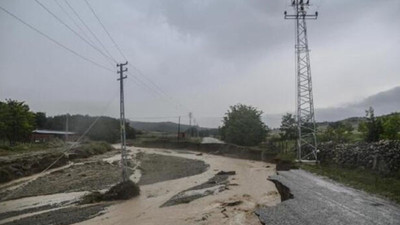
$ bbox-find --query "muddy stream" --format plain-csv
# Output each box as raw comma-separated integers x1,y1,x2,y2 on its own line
0,146,280,225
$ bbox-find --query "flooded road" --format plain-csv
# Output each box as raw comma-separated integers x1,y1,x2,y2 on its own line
256,170,400,225
76,146,279,225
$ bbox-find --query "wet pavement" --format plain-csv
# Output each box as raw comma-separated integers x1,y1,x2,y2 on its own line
256,170,400,225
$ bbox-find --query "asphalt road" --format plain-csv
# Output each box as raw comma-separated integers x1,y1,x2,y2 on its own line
256,170,400,225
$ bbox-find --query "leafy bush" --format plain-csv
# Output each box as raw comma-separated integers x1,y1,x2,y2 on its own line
220,104,268,146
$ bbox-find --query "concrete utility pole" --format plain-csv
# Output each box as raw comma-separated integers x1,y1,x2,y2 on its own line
117,61,128,181
65,113,69,142
189,112,193,137
284,0,319,162
177,116,181,141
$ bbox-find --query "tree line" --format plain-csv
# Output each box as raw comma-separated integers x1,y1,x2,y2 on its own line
278,107,400,144
0,99,135,145
217,103,400,148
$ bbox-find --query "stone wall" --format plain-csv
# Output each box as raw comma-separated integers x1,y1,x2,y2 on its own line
318,141,400,175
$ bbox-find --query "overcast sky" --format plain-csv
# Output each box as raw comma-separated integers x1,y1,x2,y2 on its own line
0,0,399,128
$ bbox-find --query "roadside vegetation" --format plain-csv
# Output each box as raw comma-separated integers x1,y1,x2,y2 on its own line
0,139,64,156
301,164,400,203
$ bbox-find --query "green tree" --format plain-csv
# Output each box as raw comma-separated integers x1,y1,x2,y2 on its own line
279,113,297,141
35,112,47,129
321,121,353,143
0,99,36,145
358,107,383,142
381,113,400,140
0,101,7,142
43,114,136,143
220,104,268,146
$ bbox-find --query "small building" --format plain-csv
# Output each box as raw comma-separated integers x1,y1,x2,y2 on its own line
31,130,77,142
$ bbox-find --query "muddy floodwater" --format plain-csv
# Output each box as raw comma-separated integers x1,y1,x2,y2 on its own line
77,147,279,225
0,146,279,225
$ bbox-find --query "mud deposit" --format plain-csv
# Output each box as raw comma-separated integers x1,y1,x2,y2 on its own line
161,171,235,207
3,203,111,225
1,161,132,201
138,153,209,185
0,151,68,184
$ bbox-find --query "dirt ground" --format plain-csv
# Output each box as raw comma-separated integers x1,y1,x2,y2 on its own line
1,161,130,201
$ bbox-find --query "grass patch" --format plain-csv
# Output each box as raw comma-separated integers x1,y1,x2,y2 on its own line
0,139,65,156
300,164,400,204
70,141,113,158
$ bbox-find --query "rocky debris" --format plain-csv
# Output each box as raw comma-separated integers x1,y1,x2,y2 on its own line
103,180,140,200
216,170,236,175
161,170,236,207
81,180,140,204
2,203,111,225
318,141,400,175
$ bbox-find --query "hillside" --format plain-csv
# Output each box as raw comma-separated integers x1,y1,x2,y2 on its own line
130,121,190,133
266,86,400,128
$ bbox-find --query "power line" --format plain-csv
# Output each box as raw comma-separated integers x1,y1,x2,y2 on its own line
0,4,114,73
84,0,128,61
64,0,117,64
77,0,193,116
129,116,180,120
34,0,116,64
53,0,96,48
84,0,192,114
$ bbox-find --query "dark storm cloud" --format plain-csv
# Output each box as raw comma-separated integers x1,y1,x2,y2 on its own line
0,0,399,128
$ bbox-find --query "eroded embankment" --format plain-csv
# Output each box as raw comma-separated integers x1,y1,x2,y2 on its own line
267,178,293,201
0,142,113,184
255,178,294,225
0,161,131,201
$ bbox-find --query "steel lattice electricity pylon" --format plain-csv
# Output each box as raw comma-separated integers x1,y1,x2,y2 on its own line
285,0,318,162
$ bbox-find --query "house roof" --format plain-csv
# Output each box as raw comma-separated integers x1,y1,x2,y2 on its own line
32,129,76,135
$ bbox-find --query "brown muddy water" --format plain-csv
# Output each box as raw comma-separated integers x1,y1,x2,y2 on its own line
0,146,280,225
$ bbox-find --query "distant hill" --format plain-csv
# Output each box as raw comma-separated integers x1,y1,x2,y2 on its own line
129,121,216,133
266,86,400,128
129,121,187,133
316,86,400,122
